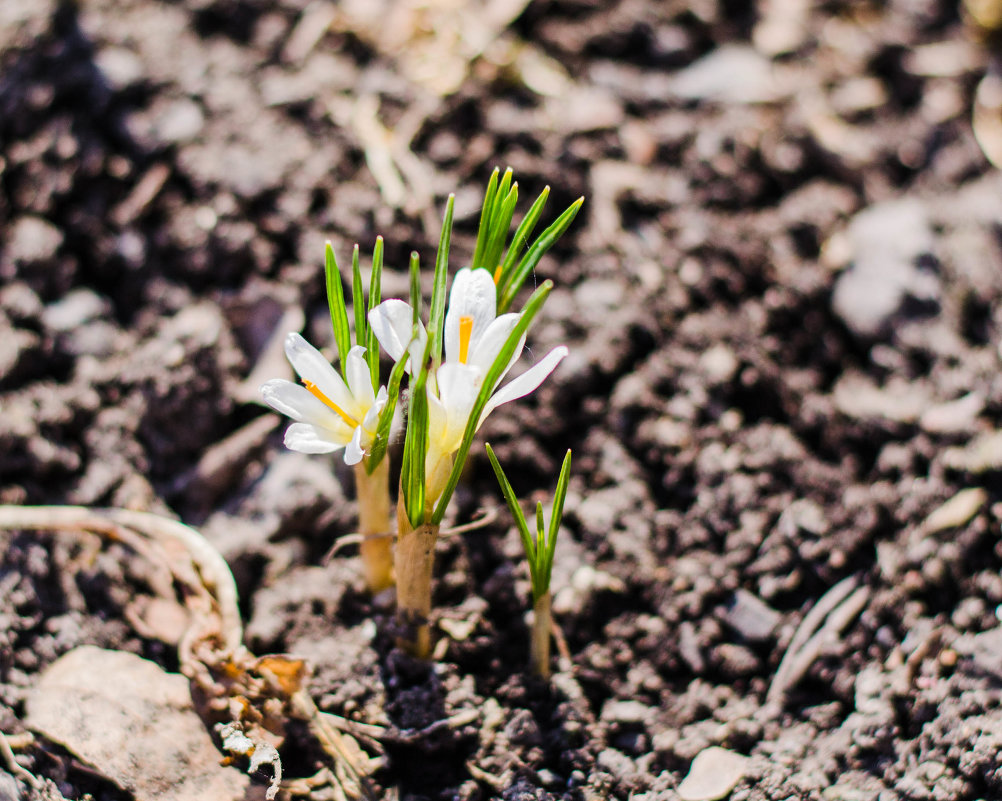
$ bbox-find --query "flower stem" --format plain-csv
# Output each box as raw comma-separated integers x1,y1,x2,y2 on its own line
530,591,552,679
394,501,438,658
355,459,394,593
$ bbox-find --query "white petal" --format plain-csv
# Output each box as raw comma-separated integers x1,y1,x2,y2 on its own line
362,385,388,431
345,345,375,408
478,346,568,425
407,324,429,375
344,425,365,465
436,362,482,453
468,313,521,374
368,300,415,363
426,388,449,452
444,268,496,364
284,333,354,413
284,423,345,454
261,379,342,429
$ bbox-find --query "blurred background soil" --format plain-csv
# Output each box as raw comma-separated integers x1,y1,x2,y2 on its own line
4,0,1002,799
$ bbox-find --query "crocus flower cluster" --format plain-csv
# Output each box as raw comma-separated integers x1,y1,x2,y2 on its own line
258,168,582,657
368,267,568,505
262,269,565,496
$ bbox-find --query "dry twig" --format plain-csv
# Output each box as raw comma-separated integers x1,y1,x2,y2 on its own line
767,574,870,706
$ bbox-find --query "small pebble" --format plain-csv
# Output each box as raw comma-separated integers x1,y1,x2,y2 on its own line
678,746,750,801
719,589,782,642
42,289,111,332
923,488,986,533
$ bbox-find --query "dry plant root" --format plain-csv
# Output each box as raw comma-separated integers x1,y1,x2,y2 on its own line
0,505,377,801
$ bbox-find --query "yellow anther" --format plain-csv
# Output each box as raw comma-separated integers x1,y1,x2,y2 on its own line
303,380,358,427
459,315,474,364
493,264,503,285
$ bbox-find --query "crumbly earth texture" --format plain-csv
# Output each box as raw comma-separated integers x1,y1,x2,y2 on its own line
3,1,1002,799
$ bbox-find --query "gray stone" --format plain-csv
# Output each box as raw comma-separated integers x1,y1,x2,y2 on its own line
0,769,22,801
719,589,782,642
153,98,205,144
831,199,939,339
670,45,784,104
41,289,111,332
6,217,62,264
25,647,248,801
95,46,144,89
678,747,750,801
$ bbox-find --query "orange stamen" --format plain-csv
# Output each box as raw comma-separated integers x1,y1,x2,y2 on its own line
303,380,358,427
458,315,474,364
493,264,503,285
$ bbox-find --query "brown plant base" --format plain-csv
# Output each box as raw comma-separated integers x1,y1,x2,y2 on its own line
393,519,439,659
355,460,393,594
530,591,552,679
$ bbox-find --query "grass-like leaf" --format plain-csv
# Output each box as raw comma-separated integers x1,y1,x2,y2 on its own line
470,167,501,270
409,251,421,325
366,328,412,473
402,336,433,528
485,442,539,588
351,244,365,350
485,444,572,600
498,197,584,313
427,194,455,369
482,182,519,277
325,241,351,375
544,450,572,581
366,237,384,389
495,187,549,299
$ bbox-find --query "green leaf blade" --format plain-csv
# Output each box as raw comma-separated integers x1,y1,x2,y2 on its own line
544,449,572,580
499,197,584,313
366,237,384,389
351,244,365,348
366,334,411,472
485,443,536,563
325,242,352,375
409,251,422,325
427,194,455,368
496,186,549,299
402,336,433,528
483,183,519,277
471,167,500,270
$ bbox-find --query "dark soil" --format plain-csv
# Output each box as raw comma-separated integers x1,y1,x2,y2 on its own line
4,0,1002,799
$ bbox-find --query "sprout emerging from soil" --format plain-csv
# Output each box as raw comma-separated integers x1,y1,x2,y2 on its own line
261,239,405,593
260,167,582,657
378,169,582,657
486,444,571,679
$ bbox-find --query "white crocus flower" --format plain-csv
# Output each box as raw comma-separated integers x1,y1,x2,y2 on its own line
369,267,567,503
260,333,387,465
429,266,567,452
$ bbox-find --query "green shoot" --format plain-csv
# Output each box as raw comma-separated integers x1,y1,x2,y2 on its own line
485,445,572,601
466,167,584,313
